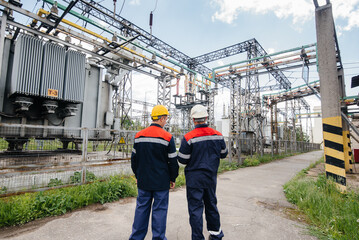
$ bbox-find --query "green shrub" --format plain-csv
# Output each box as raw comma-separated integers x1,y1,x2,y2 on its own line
175,167,186,187
0,176,137,227
0,186,7,194
243,156,260,167
69,170,96,183
48,178,63,187
218,160,240,173
284,158,359,240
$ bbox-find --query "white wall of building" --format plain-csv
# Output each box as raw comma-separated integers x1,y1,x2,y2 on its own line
216,118,230,137
313,106,323,144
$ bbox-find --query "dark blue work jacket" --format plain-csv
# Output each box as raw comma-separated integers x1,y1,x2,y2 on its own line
131,123,179,191
178,124,228,188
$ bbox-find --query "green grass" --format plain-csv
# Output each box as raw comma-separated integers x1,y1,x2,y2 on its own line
284,158,359,240
0,152,303,228
242,152,296,167
0,175,137,227
218,160,241,173
177,153,295,186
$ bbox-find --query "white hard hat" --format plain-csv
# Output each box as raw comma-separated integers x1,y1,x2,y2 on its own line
190,105,208,119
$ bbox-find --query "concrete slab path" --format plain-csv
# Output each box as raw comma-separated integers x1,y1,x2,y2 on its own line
1,150,323,240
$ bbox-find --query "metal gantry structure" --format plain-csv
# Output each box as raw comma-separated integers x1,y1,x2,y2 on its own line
0,0,323,161
213,41,316,161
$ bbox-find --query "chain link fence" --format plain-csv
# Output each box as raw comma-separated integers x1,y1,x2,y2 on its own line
0,123,321,196
0,124,136,196
227,135,321,163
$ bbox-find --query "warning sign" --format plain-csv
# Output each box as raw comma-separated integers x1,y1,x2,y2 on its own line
48,89,58,97
119,137,126,144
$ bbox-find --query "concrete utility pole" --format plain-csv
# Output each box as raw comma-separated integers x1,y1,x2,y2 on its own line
314,1,348,191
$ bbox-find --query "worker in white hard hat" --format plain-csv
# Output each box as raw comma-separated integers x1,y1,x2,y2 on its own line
178,104,228,240
129,105,179,240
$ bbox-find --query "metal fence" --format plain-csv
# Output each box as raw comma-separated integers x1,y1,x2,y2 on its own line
0,124,137,196
0,123,322,196
226,136,322,163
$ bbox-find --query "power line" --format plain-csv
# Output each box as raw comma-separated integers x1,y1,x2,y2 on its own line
152,0,159,12
343,61,359,65
118,0,126,16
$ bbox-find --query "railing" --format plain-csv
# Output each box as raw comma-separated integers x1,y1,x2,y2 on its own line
226,136,322,163
0,124,137,196
0,123,322,196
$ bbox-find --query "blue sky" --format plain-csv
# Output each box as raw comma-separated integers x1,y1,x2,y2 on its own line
19,0,359,121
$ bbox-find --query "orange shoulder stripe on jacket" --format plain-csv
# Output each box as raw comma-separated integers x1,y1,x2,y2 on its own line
184,127,221,141
135,125,172,141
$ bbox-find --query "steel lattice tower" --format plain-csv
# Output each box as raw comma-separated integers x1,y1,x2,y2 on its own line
157,74,172,126
244,42,264,154
119,71,132,127
229,76,241,163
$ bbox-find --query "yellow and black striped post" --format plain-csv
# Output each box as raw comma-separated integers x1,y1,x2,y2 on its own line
315,3,348,191
322,116,346,191
343,130,353,173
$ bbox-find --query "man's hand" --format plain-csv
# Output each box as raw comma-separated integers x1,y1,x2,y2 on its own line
170,181,175,189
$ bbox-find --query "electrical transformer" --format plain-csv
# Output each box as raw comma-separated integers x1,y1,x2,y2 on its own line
0,34,117,150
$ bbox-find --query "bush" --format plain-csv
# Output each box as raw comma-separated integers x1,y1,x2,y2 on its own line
48,178,63,187
243,156,260,167
0,176,137,227
0,186,7,194
69,170,96,184
284,159,359,240
218,160,241,173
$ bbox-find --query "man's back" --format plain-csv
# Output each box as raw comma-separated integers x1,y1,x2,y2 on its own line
178,124,228,188
131,123,178,191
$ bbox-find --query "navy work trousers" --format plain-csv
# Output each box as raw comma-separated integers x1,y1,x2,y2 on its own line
129,188,169,240
186,186,224,240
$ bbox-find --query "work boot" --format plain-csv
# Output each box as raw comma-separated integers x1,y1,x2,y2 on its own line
208,234,223,240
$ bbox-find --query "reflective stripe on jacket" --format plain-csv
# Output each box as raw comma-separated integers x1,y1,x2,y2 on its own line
178,123,228,188
131,123,179,191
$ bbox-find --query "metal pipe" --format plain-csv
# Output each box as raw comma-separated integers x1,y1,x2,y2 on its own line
176,77,180,96
313,0,319,8
350,133,359,144
0,12,7,91
342,112,359,138
36,8,181,77
7,20,164,79
342,95,358,100
215,49,316,75
212,43,316,71
216,55,316,78
263,80,320,97
0,0,55,28
42,0,200,78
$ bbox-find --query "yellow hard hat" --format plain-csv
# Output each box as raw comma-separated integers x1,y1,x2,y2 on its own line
151,105,169,120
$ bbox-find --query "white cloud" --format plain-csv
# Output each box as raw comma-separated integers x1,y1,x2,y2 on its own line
267,48,275,54
211,0,359,32
129,0,140,6
211,0,313,24
217,60,225,66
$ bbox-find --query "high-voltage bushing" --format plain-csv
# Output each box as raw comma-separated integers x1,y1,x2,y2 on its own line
41,100,58,114
60,104,78,117
14,96,33,112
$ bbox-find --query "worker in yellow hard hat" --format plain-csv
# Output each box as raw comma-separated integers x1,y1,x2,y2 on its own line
150,104,170,120
129,104,178,240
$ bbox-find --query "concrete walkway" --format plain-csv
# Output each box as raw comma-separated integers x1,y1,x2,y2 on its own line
1,151,323,240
